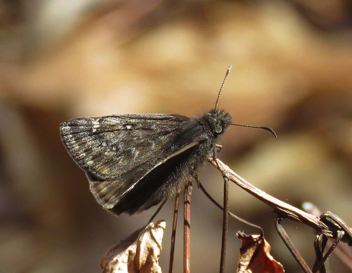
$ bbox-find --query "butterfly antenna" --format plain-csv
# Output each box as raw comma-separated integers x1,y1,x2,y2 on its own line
231,123,277,138
215,65,232,110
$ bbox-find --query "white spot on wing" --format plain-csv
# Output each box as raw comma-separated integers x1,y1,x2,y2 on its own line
86,160,94,165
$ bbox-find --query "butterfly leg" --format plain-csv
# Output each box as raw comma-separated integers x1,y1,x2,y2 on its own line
194,172,201,188
214,144,223,158
212,144,223,172
147,199,167,225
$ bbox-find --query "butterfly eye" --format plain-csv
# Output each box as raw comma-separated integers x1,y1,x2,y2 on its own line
215,124,223,134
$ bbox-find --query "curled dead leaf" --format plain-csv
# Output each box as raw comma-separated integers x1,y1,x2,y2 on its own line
101,220,166,273
237,231,285,273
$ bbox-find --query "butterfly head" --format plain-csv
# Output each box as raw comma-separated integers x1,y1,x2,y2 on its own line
203,109,232,137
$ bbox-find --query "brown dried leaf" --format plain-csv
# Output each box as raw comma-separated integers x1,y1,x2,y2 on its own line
101,220,166,273
237,231,285,273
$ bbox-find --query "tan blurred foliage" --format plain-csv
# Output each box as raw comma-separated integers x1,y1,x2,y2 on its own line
1,0,352,272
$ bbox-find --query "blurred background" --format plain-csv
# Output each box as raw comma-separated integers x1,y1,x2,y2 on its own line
1,0,352,272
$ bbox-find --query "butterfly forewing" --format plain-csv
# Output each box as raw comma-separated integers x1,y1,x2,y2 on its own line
60,114,189,179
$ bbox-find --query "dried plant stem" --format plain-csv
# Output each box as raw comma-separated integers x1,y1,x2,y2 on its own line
220,177,229,273
169,193,180,273
276,217,312,273
208,158,331,237
184,181,193,273
304,204,352,270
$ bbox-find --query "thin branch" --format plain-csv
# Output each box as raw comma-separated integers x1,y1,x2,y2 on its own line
169,193,180,273
276,217,313,273
220,177,229,273
207,158,335,239
199,182,264,235
184,181,193,273
313,231,345,273
303,203,352,270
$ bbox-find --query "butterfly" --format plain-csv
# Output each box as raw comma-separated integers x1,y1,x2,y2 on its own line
61,105,232,214
60,66,273,215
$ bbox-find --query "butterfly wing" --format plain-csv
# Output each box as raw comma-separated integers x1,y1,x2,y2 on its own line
60,114,189,179
60,114,208,214
94,141,201,215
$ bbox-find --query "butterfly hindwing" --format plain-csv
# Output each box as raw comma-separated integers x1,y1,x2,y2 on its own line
92,142,201,214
